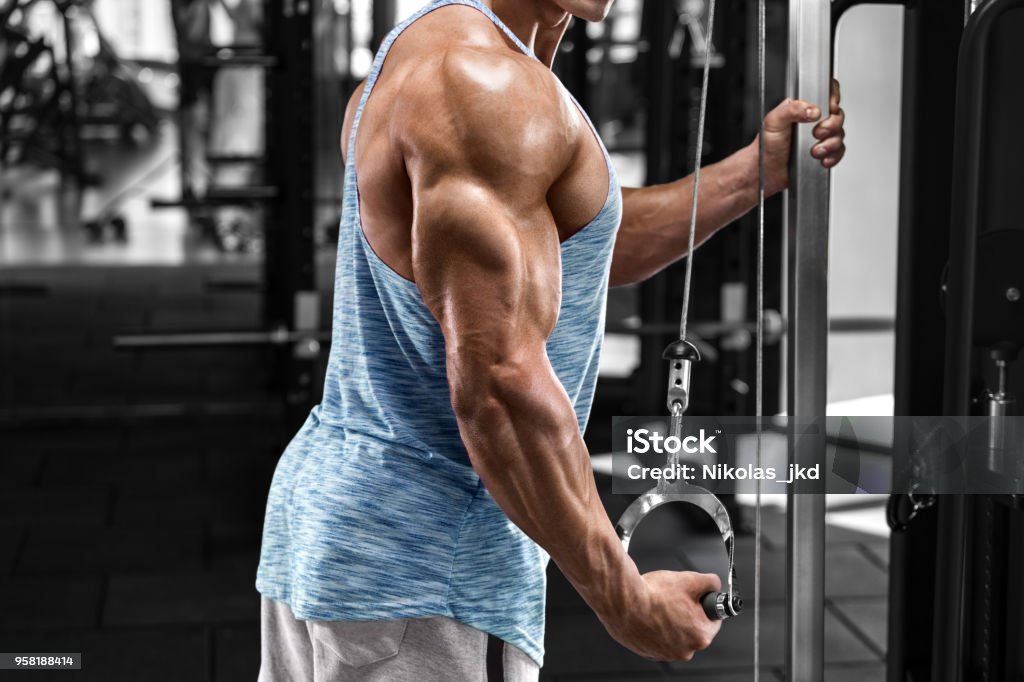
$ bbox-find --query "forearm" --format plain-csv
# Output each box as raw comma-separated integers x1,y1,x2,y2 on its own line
452,360,642,620
611,142,760,286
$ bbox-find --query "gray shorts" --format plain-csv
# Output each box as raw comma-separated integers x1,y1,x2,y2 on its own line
258,597,540,682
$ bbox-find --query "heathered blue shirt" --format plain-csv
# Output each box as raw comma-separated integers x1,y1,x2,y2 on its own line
255,0,623,666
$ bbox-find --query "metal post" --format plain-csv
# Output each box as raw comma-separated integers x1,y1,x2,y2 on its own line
887,3,962,679
60,6,86,188
265,0,319,426
313,0,345,243
783,0,830,680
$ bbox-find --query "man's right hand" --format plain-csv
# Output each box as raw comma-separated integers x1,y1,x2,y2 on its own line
599,570,723,662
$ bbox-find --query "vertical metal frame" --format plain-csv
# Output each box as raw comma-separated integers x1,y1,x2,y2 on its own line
938,2,1024,679
887,2,962,680
783,0,831,679
264,0,319,425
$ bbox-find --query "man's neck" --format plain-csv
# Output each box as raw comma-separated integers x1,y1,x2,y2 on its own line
487,0,572,68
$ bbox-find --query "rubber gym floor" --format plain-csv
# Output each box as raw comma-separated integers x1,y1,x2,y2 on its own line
0,263,889,681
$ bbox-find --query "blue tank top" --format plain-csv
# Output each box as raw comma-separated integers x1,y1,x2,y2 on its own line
256,0,622,666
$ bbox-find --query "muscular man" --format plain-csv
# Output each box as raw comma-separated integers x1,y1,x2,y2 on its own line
256,1,846,680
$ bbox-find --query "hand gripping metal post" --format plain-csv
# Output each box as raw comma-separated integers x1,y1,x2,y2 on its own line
614,340,743,621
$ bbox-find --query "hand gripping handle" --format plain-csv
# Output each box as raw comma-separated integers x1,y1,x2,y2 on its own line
615,484,743,622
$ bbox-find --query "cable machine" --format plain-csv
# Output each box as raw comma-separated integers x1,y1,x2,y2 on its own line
614,0,832,678
786,1,1024,678
873,0,1024,679
934,1,1024,679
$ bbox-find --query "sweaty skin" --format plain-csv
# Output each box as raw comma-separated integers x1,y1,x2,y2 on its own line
339,0,846,663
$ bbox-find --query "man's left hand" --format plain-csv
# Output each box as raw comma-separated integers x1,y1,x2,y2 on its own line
759,78,846,196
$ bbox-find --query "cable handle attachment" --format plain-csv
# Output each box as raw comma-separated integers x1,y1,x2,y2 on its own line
615,338,741,621
663,339,701,415
615,481,743,622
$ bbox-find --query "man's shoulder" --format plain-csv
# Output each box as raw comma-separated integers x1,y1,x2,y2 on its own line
396,45,578,171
